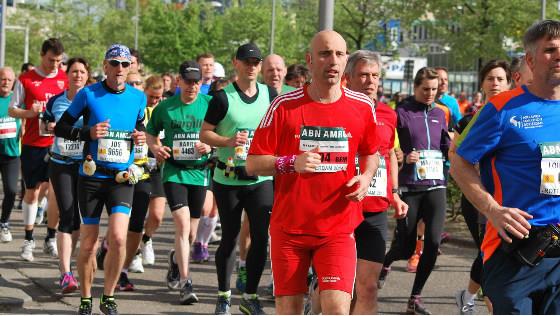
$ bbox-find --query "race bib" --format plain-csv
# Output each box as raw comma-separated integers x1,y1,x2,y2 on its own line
234,129,255,161
300,126,349,172
172,132,201,161
0,117,17,139
55,138,83,157
539,142,560,195
415,150,444,180
355,155,388,197
97,130,132,163
134,143,148,160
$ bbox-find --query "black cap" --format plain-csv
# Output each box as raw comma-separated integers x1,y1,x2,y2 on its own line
179,60,201,81
235,43,262,61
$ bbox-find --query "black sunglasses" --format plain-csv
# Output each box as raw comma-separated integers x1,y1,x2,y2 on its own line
127,80,143,86
108,59,131,68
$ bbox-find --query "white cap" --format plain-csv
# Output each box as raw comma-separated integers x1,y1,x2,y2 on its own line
213,62,225,78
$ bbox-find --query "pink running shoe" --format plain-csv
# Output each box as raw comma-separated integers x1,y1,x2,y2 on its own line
60,272,78,294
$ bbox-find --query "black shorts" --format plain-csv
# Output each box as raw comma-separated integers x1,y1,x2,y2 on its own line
163,182,206,218
49,161,81,233
149,170,165,198
129,179,151,233
355,211,388,263
78,176,134,225
21,145,49,189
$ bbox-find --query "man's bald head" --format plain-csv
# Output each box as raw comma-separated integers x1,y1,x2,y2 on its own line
306,30,347,87
262,54,287,93
0,67,15,97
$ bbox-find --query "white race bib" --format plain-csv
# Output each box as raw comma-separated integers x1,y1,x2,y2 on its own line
355,155,388,197
55,138,83,157
415,150,444,180
172,132,201,161
540,142,560,195
300,126,349,172
0,117,17,139
134,143,148,160
97,130,132,163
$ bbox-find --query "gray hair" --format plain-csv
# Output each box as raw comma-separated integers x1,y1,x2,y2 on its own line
523,19,560,54
344,50,381,77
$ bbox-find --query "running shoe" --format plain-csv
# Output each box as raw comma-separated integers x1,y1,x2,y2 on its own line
214,295,231,315
78,298,93,315
99,296,118,315
406,295,432,315
377,266,391,289
60,272,78,294
179,279,199,305
236,266,247,293
141,239,155,266
116,272,134,291
96,239,108,270
35,207,44,225
191,242,205,263
43,238,58,258
455,289,475,315
128,252,144,273
240,295,265,315
20,239,35,262
0,224,12,243
166,249,180,290
202,244,210,262
407,253,420,273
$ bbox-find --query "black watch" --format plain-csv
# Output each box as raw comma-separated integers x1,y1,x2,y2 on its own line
392,188,400,194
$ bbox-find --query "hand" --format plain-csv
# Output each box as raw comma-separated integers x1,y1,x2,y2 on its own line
391,195,408,219
90,120,110,140
294,147,322,173
345,174,371,202
395,148,404,165
132,129,146,146
228,130,249,147
153,145,171,162
195,142,212,154
406,150,419,164
47,122,56,132
487,205,533,243
27,103,42,118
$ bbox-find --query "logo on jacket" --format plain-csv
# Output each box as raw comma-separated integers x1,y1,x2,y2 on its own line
57,80,65,90
509,114,543,129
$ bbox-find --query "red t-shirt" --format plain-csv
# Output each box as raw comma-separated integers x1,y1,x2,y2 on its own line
18,69,68,147
249,86,379,236
362,101,397,212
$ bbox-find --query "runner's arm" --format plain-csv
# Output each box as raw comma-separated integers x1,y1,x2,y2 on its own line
200,121,237,148
54,111,90,141
246,155,277,176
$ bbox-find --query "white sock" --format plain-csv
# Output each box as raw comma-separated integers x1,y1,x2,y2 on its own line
463,289,477,304
202,216,218,245
239,260,246,268
22,201,38,226
40,196,48,210
195,216,208,243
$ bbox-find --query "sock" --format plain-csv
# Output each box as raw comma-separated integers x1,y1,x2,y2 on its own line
39,196,48,209
46,227,56,241
218,290,231,298
142,234,151,243
243,293,257,300
463,289,477,304
101,294,114,303
195,216,208,243
203,216,218,245
239,260,246,268
24,229,34,241
22,201,38,226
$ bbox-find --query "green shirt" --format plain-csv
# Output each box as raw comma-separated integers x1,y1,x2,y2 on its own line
281,84,296,94
146,94,211,186
0,93,21,157
214,82,273,186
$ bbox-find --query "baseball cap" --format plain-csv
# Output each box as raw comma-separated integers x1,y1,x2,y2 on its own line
105,44,132,61
235,43,262,61
179,61,202,81
213,62,225,78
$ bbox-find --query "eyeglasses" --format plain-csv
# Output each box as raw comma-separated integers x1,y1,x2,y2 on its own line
127,80,143,86
108,59,131,68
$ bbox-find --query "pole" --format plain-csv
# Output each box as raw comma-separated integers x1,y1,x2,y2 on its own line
134,0,139,50
24,25,28,63
318,0,334,31
269,0,275,54
0,0,7,67
542,0,547,20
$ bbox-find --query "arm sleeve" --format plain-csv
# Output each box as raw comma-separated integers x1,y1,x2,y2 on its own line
455,103,502,164
9,81,25,109
204,90,228,126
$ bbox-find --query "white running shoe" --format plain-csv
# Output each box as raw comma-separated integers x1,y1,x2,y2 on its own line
0,227,12,243
142,239,155,266
43,238,58,258
129,253,144,273
21,239,36,261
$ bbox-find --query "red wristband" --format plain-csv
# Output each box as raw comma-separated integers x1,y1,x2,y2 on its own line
275,155,296,174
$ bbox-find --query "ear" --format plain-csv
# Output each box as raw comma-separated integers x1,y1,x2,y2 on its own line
305,52,312,67
525,52,535,72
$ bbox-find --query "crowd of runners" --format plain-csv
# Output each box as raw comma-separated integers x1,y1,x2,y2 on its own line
1,19,560,316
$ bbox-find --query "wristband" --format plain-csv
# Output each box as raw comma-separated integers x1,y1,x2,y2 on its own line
275,155,296,174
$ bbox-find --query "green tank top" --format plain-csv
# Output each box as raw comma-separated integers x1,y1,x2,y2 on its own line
214,82,272,186
0,93,21,157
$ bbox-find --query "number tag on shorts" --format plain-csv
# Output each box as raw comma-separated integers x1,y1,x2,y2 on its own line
299,126,349,172
355,155,387,197
56,138,83,157
415,150,444,180
234,129,255,161
172,132,201,161
0,117,17,139
97,130,132,163
134,143,148,160
539,142,560,195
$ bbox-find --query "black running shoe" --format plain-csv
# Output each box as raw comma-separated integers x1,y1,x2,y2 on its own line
179,279,199,305
166,249,180,290
99,296,118,315
78,298,92,315
240,296,265,315
214,295,231,315
96,240,107,271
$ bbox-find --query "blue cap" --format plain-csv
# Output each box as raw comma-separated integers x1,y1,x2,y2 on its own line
104,44,131,61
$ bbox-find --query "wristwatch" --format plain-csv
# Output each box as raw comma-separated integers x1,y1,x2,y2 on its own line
392,188,400,194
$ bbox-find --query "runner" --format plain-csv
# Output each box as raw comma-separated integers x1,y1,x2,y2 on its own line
200,42,276,315
246,30,379,314
146,61,212,304
285,64,309,89
511,55,533,88
0,67,20,243
43,57,90,294
262,54,295,95
54,44,146,315
197,53,215,95
344,50,408,314
8,38,68,262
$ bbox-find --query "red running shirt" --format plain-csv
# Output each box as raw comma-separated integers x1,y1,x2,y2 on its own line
18,69,68,147
249,85,379,236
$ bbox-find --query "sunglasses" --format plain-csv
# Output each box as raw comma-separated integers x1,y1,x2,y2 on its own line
127,80,143,86
108,59,131,68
